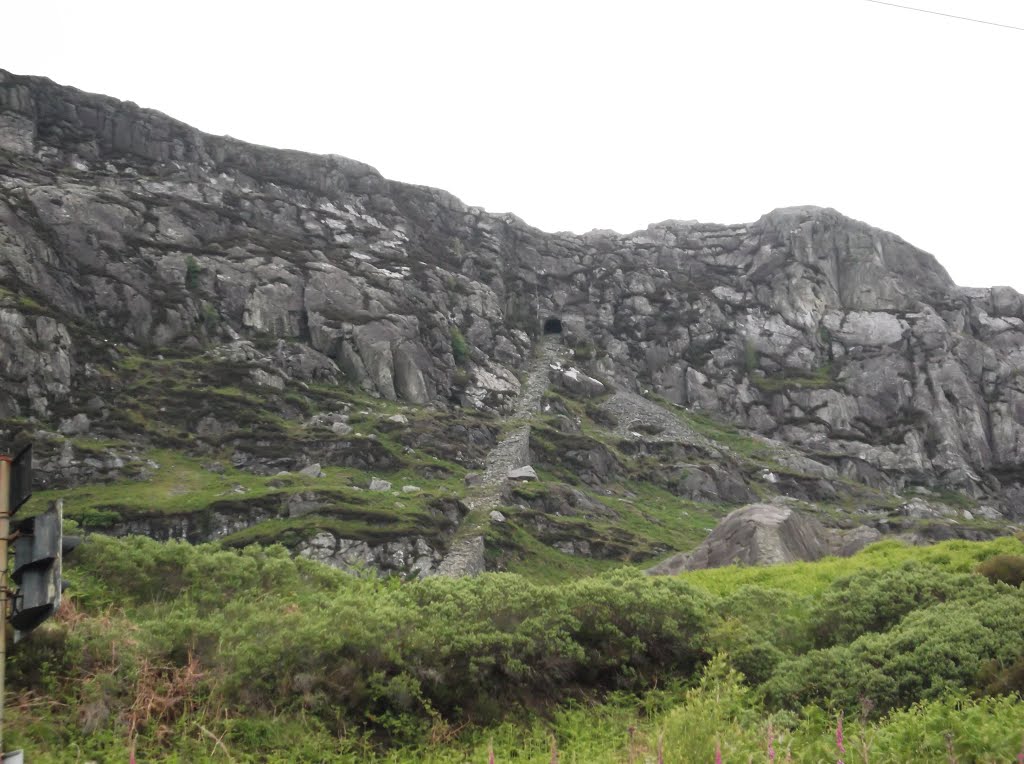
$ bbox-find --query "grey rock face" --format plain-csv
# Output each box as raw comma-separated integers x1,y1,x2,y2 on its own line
0,310,72,417
434,535,486,577
296,532,442,578
2,69,1024,528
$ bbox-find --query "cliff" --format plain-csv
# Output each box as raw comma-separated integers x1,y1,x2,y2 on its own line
2,69,1022,575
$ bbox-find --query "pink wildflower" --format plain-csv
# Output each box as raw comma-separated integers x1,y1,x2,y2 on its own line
715,741,723,764
837,710,846,764
488,742,495,764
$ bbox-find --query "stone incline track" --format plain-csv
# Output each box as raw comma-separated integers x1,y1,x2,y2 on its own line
433,335,565,576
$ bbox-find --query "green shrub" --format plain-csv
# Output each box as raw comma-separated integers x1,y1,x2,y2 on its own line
743,338,759,372
185,255,201,290
808,561,990,647
561,569,715,688
709,586,807,684
979,654,1024,695
13,534,1024,759
450,327,469,366
765,592,1024,715
976,553,1024,587
573,341,595,362
199,302,219,331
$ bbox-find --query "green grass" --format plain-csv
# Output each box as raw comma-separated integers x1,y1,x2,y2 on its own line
488,518,624,583
651,397,774,459
683,535,1024,597
606,481,733,554
0,284,49,314
751,363,837,393
21,443,466,547
20,449,274,521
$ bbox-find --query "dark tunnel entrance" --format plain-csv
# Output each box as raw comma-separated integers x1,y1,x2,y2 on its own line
543,317,563,335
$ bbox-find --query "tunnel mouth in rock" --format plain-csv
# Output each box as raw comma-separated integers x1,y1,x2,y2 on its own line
543,317,563,335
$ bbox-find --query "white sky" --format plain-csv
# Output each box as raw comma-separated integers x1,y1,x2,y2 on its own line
4,0,1023,290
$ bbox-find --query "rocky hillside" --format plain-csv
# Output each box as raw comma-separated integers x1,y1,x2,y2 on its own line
2,68,1022,576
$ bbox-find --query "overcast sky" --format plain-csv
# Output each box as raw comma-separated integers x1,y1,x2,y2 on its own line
4,0,1023,289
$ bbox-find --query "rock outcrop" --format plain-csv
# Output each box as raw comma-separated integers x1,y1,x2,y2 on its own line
2,69,1023,572
647,504,881,574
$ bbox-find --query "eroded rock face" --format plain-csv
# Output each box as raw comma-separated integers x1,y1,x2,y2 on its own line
296,532,442,578
3,69,1024,517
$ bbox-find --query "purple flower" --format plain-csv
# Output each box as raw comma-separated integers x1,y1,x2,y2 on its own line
837,711,846,758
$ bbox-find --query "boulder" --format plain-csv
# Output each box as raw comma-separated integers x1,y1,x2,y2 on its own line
507,466,538,482
551,365,606,398
647,504,832,574
58,413,91,436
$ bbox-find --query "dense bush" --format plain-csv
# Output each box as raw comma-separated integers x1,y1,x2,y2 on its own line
976,553,1024,587
710,586,805,684
39,537,716,739
9,533,1024,760
765,591,1024,714
807,561,990,647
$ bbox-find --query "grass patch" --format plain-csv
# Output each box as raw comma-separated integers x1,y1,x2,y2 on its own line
751,363,838,393
683,535,1024,599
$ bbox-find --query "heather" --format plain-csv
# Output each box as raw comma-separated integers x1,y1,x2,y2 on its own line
6,533,1024,761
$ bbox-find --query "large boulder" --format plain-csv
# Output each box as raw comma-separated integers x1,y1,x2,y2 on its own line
648,504,835,574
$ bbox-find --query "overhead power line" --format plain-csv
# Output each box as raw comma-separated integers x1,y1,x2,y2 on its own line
860,0,1024,31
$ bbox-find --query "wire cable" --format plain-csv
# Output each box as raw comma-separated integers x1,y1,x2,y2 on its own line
860,0,1024,31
